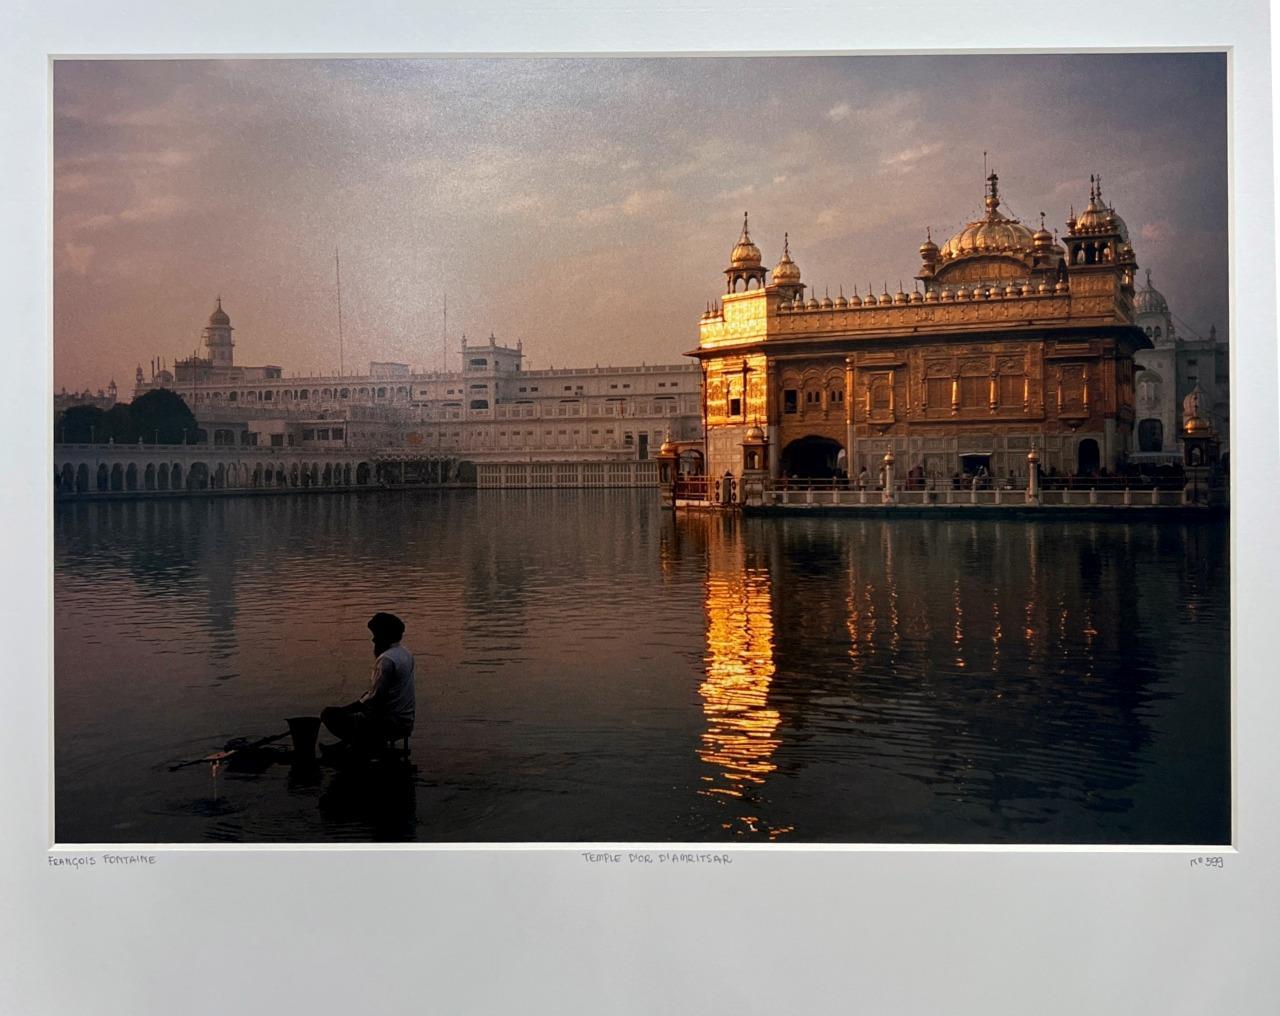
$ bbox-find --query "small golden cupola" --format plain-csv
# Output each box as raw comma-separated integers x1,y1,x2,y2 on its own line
725,212,767,294
916,226,940,280
1064,174,1136,274
771,232,804,301
1033,211,1054,252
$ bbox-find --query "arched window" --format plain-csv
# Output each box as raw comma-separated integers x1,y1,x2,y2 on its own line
1138,418,1164,452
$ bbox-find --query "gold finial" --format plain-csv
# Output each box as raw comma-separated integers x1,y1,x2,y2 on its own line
1039,211,1046,229
926,225,932,241
741,211,750,239
985,171,1000,215
783,231,790,256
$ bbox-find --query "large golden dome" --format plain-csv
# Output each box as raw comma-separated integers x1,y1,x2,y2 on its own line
729,212,762,268
938,174,1036,262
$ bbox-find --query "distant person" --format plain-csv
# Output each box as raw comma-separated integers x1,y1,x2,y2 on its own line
321,612,416,754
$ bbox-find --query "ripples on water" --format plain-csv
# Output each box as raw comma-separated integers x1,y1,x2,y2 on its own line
54,492,1230,844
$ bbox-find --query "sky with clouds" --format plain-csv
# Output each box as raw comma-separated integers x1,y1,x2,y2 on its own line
53,54,1227,392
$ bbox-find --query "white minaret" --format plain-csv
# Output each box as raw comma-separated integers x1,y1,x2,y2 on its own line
203,296,235,368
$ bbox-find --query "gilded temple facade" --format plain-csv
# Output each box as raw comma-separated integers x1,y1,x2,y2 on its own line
691,174,1151,483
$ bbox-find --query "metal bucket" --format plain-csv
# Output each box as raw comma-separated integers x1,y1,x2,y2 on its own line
286,716,322,760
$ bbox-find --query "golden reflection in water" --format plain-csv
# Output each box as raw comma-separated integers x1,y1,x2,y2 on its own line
953,579,966,669
698,567,780,800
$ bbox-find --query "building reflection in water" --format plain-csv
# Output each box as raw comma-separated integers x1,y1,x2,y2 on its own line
687,514,790,838
675,510,1227,844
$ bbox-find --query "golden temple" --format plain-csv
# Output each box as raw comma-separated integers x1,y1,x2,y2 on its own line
691,172,1149,482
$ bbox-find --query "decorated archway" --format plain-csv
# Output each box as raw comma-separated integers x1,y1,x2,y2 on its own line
780,436,844,479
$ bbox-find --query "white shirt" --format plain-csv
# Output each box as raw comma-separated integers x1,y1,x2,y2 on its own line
359,642,416,733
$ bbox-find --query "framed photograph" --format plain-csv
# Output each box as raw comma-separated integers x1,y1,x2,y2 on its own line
5,1,1278,1013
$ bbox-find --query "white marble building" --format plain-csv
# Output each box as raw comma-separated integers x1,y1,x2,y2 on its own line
1132,270,1229,462
130,300,703,463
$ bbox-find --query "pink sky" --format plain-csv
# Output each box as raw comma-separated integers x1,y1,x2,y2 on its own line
54,54,1228,393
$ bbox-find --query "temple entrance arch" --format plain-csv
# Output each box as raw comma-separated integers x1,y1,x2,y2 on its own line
1077,438,1101,475
781,436,844,479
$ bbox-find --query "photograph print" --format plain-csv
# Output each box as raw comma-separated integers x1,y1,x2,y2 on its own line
52,53,1230,845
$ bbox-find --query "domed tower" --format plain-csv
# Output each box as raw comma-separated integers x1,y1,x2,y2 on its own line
771,233,804,302
724,212,767,294
915,227,939,282
1133,269,1174,345
1063,175,1138,302
203,296,235,368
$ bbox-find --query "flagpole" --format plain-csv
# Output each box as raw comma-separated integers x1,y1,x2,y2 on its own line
335,247,345,379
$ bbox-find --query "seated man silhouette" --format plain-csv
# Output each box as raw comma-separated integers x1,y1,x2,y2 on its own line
321,612,415,756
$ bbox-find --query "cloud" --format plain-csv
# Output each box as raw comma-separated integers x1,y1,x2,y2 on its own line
56,172,91,194
882,142,944,172
68,194,189,232
620,189,673,216
716,183,755,201
827,102,852,122
577,188,674,225
658,138,733,182
61,242,96,274
1053,177,1089,199
772,174,788,185
493,193,544,217
1140,221,1172,244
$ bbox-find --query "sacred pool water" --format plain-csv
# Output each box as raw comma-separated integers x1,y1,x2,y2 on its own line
54,491,1230,844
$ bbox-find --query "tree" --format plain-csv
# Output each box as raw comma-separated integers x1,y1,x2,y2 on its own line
58,405,107,443
128,388,198,444
104,404,138,443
